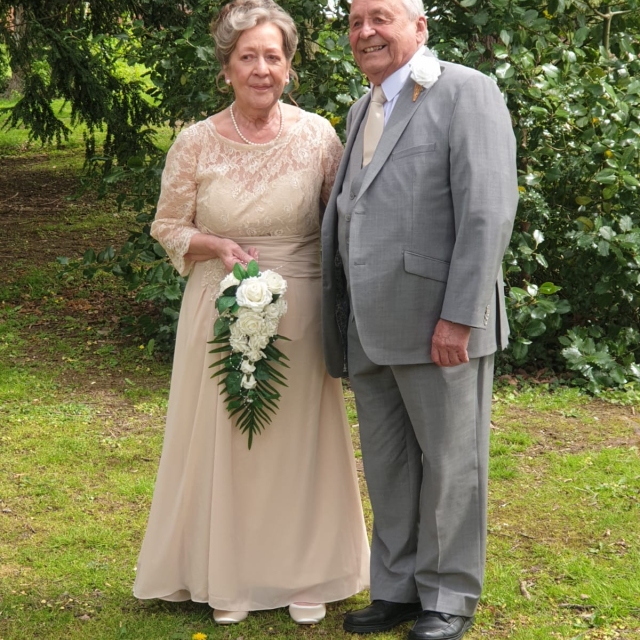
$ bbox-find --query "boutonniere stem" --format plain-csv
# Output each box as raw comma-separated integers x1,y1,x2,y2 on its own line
413,83,425,102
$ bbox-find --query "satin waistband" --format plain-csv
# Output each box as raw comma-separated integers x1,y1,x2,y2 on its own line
232,233,320,279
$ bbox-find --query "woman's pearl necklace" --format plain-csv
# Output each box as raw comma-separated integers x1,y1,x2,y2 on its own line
230,101,283,146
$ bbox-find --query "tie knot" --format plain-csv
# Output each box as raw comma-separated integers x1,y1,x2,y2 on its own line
372,85,386,104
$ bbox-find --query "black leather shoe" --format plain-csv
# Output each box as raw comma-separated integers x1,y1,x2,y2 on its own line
344,600,422,633
408,611,474,640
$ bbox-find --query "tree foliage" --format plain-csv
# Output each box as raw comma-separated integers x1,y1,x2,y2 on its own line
429,0,640,390
2,0,640,390
1,0,365,350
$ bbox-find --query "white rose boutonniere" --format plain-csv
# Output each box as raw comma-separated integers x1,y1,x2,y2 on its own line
410,55,442,101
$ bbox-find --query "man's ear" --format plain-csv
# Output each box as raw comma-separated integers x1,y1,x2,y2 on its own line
417,17,428,46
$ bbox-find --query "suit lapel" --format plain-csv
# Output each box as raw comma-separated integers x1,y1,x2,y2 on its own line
356,59,444,201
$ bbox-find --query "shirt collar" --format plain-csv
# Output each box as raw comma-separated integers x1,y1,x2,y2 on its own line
380,46,426,102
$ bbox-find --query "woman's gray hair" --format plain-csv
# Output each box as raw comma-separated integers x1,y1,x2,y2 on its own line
211,0,298,68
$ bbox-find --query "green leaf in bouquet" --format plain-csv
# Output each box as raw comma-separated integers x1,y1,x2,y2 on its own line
214,316,230,337
249,402,270,421
262,363,288,384
246,260,259,277
233,262,247,280
228,353,243,368
227,403,245,418
260,379,282,396
225,371,243,395
209,354,237,376
264,344,290,364
208,344,233,354
254,360,271,381
216,296,236,314
257,389,280,410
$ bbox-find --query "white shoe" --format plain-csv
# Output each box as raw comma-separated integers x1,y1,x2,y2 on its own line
289,603,326,624
213,609,248,624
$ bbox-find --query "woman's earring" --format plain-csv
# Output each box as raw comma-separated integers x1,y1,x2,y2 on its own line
225,78,231,85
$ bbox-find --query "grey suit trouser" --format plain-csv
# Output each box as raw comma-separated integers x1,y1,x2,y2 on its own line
347,317,494,617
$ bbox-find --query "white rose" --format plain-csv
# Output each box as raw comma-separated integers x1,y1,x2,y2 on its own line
260,270,288,296
241,373,257,390
235,309,265,337
264,299,285,320
229,322,250,353
264,317,279,336
218,272,240,295
273,297,287,318
229,334,249,354
240,359,256,374
246,347,265,362
236,277,273,310
249,333,270,351
410,55,441,89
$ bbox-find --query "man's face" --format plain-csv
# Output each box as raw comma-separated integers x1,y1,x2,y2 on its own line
349,0,427,86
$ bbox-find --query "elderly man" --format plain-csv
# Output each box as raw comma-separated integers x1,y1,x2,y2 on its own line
321,1,518,639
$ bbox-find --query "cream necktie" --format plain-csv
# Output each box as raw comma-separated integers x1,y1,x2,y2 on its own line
362,85,387,167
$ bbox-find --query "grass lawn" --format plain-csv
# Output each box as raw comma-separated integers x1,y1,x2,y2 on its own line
0,121,639,640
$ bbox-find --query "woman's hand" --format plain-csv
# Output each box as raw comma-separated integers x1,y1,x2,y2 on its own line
216,238,258,272
185,234,259,272
247,246,260,263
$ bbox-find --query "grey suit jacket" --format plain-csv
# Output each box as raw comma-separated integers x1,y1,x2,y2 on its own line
321,51,519,378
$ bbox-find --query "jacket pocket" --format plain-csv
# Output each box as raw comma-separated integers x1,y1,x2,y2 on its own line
391,143,437,161
404,251,450,283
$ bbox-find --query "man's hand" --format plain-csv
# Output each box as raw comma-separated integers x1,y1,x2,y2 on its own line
431,319,471,367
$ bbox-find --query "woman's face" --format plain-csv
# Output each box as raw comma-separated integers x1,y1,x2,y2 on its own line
225,22,291,113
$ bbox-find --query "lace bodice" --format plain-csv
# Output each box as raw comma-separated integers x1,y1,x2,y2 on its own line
151,108,343,276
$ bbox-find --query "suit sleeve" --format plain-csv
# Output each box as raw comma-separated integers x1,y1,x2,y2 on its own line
440,74,519,329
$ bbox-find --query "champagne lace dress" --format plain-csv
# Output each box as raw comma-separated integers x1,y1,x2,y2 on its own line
133,108,370,611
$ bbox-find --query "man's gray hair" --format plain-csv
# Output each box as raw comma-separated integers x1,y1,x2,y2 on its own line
402,0,428,44
403,0,426,19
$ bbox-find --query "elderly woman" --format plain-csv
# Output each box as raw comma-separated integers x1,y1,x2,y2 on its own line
133,0,369,626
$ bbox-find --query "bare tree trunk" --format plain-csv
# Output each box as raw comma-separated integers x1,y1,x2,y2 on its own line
1,5,24,96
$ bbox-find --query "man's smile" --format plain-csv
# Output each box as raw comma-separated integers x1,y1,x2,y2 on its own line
362,45,386,53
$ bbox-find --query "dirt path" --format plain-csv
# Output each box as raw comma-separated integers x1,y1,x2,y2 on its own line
0,152,130,278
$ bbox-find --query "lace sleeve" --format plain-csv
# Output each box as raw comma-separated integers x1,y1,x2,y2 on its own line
320,120,344,205
150,126,203,276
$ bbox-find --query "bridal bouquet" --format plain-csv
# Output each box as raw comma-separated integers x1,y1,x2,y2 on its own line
209,260,289,449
